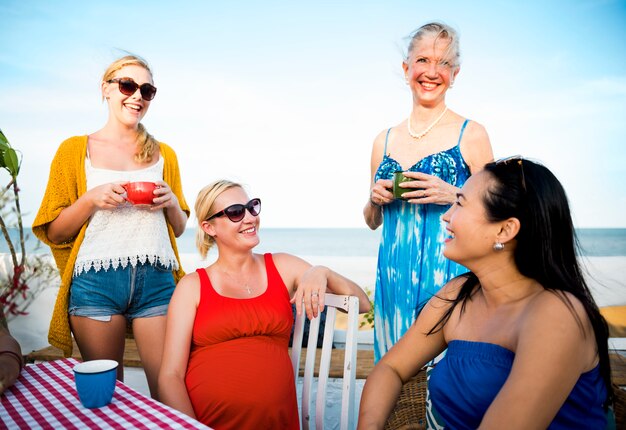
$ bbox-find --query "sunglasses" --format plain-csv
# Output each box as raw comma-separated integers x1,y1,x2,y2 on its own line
495,155,526,193
107,77,157,101
207,198,262,222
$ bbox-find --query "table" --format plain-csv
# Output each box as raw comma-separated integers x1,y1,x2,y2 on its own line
0,358,210,429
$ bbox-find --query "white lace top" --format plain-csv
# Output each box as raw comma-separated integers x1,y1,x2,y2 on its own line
73,155,179,276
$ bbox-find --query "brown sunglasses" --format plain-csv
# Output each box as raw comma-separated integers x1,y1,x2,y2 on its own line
107,77,157,101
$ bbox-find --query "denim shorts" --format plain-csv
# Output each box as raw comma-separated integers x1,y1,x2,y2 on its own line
69,262,175,321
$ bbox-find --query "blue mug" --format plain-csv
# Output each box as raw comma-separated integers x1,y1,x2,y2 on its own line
73,359,118,408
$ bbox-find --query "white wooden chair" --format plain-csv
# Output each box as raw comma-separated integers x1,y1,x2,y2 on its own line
291,293,360,430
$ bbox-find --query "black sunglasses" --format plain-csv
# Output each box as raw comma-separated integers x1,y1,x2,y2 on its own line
107,77,157,101
495,155,526,193
207,198,262,222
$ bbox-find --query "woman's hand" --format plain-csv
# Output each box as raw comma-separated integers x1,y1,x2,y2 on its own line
150,180,188,236
364,178,391,230
399,171,458,205
151,181,180,211
290,263,372,318
369,178,394,207
86,182,127,210
291,266,329,320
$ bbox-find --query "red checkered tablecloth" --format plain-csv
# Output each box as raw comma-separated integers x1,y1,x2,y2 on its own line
0,358,210,429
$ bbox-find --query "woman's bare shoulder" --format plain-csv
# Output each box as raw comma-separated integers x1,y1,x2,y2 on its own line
439,275,470,299
372,127,390,150
526,289,590,326
516,289,597,371
177,270,201,289
458,120,493,172
271,252,311,272
518,289,594,354
420,276,472,318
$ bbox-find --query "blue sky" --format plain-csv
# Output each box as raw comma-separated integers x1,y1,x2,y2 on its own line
1,0,625,228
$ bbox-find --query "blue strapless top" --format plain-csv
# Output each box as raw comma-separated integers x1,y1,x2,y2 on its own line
429,340,608,429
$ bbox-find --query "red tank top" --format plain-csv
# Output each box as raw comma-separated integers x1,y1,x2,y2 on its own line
185,253,299,429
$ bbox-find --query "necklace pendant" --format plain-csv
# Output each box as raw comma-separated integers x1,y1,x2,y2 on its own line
245,285,252,294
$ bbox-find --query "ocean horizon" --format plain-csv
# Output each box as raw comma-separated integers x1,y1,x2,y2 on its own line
5,228,626,358
4,227,626,258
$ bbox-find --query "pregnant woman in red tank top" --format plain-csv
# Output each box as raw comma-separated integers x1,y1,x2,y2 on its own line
158,180,371,429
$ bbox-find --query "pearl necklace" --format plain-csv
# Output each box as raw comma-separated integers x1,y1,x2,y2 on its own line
407,107,448,140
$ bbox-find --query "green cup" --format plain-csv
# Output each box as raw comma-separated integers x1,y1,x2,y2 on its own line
393,171,411,199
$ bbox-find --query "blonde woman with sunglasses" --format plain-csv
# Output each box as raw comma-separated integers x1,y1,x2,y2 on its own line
158,180,370,429
33,54,189,399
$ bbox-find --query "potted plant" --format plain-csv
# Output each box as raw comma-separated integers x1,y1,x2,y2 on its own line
0,129,56,326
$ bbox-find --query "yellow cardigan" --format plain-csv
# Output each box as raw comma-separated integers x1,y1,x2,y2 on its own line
32,135,190,357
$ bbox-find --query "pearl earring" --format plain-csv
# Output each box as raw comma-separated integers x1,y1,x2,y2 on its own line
493,242,505,251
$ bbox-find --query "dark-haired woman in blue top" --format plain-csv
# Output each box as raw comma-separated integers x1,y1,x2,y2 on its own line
358,157,611,429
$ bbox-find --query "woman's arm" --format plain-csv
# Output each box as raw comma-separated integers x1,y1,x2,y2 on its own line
273,253,371,319
0,310,22,394
165,202,188,237
47,183,127,244
357,359,405,430
298,265,372,317
459,121,494,174
479,292,596,429
152,180,188,237
364,131,393,230
358,285,455,429
158,273,200,418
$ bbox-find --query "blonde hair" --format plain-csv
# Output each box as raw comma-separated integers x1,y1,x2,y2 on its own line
195,180,243,259
102,54,158,164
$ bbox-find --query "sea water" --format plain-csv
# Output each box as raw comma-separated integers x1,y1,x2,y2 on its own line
4,227,626,257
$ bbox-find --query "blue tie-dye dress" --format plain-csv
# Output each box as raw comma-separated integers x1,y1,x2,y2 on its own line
373,120,471,362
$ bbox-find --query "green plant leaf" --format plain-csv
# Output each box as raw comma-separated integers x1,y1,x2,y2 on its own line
2,147,20,177
0,130,10,170
0,130,20,177
0,130,8,146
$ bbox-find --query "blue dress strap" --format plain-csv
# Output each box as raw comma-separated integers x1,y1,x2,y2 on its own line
383,128,392,155
457,119,470,145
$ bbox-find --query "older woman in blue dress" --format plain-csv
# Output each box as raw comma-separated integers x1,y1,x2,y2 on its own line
364,22,493,362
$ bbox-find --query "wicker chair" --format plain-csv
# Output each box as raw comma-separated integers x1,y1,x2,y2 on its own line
384,369,428,430
614,384,625,429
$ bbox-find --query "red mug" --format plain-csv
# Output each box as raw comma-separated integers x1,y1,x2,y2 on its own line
122,182,157,205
